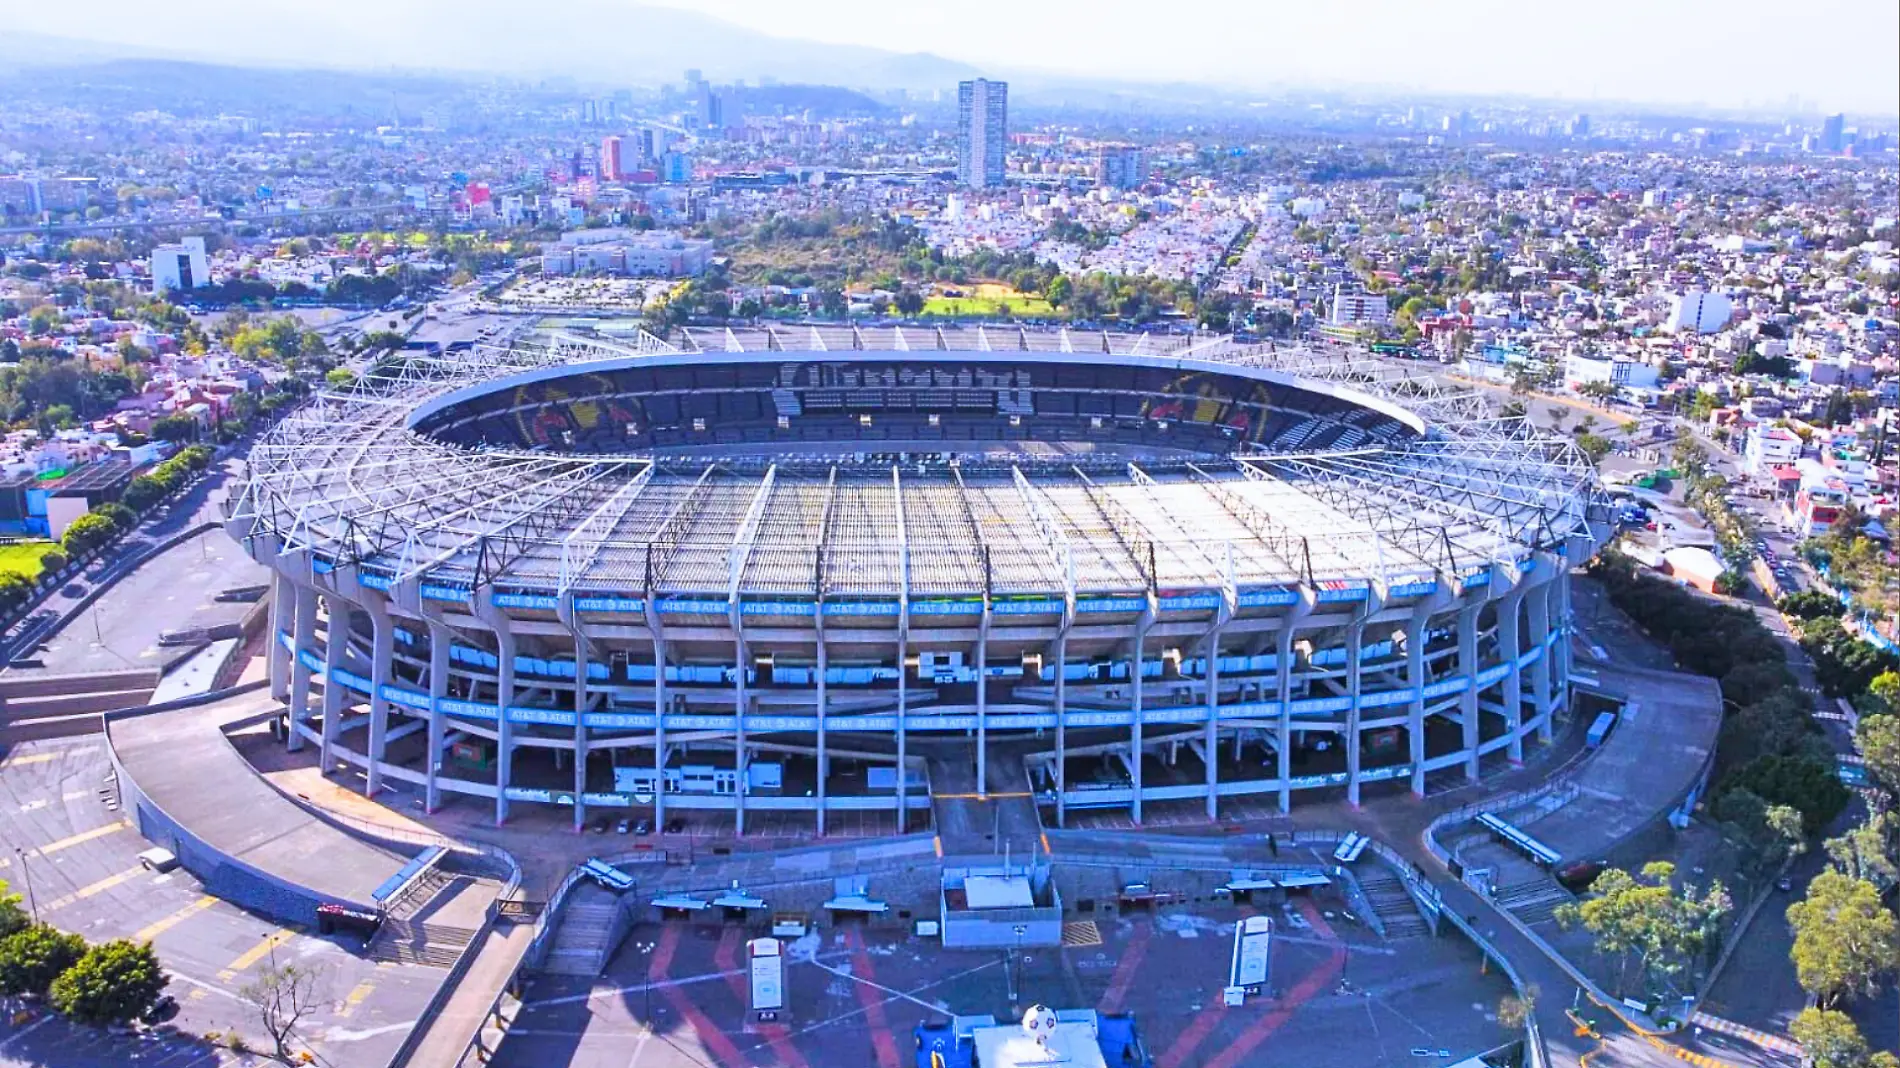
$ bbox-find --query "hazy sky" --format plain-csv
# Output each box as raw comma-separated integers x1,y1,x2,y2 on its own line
647,0,1900,114
11,0,1899,114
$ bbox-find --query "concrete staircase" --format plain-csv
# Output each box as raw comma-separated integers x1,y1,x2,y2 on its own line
1357,867,1431,940
1495,876,1572,925
0,668,159,714
539,884,625,978
385,866,454,921
366,918,478,968
0,669,159,741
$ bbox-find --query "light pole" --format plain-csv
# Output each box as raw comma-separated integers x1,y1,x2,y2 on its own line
13,848,37,923
1010,924,1027,1004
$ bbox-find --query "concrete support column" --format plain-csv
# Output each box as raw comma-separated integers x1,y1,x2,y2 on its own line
1527,584,1554,744
1131,622,1148,825
1344,623,1365,807
572,638,591,832
813,627,828,836
895,629,908,833
425,621,450,813
1204,626,1222,821
1499,587,1526,763
1553,575,1575,706
268,571,292,701
733,635,748,837
493,628,517,826
1406,604,1431,798
652,637,668,829
319,594,351,775
975,624,989,795
1053,632,1068,828
1457,603,1482,783
365,600,394,797
1276,623,1297,814
287,583,318,752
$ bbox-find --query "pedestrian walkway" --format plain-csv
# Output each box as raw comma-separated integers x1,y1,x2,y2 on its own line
1691,1012,1803,1057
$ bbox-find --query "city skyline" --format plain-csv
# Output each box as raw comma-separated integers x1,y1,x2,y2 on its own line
5,0,1898,115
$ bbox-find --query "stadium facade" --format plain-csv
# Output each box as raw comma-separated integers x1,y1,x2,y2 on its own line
228,327,1611,832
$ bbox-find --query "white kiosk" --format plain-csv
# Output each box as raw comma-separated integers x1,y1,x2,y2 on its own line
748,937,785,1025
1224,915,1273,1005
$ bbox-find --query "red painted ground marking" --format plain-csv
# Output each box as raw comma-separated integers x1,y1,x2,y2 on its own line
1199,899,1348,1068
715,926,812,1068
647,922,747,1068
1098,922,1151,1015
1155,907,1257,1068
647,921,680,982
846,926,904,1068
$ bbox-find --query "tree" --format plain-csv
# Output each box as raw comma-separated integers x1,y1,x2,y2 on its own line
48,939,168,1025
240,962,328,1061
1825,812,1900,890
1786,872,1900,1007
1790,1007,1892,1068
325,368,358,390
893,288,924,316
1869,672,1900,716
60,511,119,557
0,923,87,998
1721,754,1851,835
37,549,66,575
1554,862,1730,996
1857,713,1900,801
0,879,25,939
120,475,168,512
150,414,200,444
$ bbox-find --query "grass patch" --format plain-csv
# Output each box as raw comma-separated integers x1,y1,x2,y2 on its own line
0,540,56,582
921,294,1058,318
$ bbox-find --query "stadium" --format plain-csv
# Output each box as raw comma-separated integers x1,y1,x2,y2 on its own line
226,326,1611,833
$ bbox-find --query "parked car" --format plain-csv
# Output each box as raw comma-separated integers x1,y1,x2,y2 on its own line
634,818,652,835
615,819,631,834
592,817,609,834
663,817,687,834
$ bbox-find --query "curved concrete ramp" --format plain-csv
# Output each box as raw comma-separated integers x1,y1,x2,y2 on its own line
107,691,408,924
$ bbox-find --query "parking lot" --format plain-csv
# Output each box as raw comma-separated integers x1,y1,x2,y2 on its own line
0,739,443,1067
493,891,1517,1068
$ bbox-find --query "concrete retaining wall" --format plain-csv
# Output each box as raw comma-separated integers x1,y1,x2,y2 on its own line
105,684,381,928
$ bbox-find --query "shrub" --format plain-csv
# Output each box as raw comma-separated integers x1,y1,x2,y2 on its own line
0,923,87,998
48,939,168,1025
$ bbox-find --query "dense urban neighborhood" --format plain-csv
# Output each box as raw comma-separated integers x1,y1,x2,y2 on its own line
0,25,1897,1068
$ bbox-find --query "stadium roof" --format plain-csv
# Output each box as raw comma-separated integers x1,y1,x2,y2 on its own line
227,327,1607,602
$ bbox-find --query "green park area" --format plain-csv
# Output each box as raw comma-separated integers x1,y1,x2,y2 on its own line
922,282,1058,319
0,540,56,582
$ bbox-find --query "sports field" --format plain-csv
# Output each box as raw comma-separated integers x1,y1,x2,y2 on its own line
923,282,1057,318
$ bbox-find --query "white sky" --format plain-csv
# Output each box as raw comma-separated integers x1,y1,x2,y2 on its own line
642,0,1900,114
12,0,1899,114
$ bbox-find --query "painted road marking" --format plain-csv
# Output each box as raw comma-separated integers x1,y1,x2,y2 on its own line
42,866,145,913
134,896,221,943
1691,1012,1801,1056
844,926,902,1068
336,980,376,1019
0,748,94,770
651,923,748,1068
4,820,132,866
216,928,297,981
1061,920,1102,947
1097,923,1149,1014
